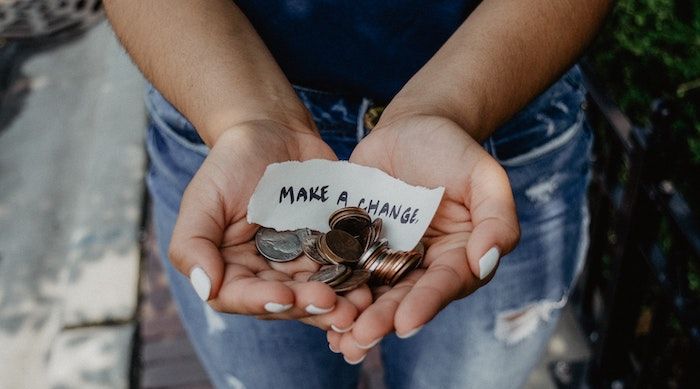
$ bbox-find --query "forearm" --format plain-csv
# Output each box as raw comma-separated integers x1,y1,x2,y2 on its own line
381,0,611,141
104,0,312,146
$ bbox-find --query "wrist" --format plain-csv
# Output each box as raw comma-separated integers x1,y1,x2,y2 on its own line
380,97,489,142
212,117,320,153
202,112,318,147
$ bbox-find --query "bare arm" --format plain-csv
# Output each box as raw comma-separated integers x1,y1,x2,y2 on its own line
104,1,369,328
103,0,313,146
331,0,612,361
381,0,612,141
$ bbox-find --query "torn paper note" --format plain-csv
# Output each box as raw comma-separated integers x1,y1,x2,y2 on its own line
247,159,444,251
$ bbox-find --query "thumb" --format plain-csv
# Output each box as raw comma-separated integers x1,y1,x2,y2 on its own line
465,156,520,280
168,177,227,301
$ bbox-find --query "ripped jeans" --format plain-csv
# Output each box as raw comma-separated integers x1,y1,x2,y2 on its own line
145,66,593,389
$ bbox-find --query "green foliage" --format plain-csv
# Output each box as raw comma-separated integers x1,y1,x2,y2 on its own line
588,0,700,210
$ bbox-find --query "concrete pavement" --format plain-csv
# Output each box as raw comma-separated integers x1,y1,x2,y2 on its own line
0,21,145,388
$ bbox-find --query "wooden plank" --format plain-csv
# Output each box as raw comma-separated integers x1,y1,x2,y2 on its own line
140,314,187,341
142,357,211,388
143,338,198,365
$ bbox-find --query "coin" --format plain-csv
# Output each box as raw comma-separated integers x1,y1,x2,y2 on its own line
329,206,369,224
366,248,389,276
388,251,423,286
360,218,383,251
329,207,371,238
301,234,330,265
295,228,319,242
255,227,302,262
309,264,351,286
255,207,424,290
372,249,396,284
317,233,340,265
321,229,363,264
358,238,388,268
333,269,371,293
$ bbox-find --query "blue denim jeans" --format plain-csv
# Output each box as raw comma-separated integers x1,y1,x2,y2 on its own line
145,66,592,389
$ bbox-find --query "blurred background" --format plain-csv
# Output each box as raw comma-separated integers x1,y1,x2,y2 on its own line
0,0,697,388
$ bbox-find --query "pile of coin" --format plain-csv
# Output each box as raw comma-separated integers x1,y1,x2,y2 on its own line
255,207,424,293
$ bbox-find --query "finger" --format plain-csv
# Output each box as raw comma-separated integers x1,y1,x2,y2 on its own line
394,248,476,335
466,155,520,280
210,263,296,315
327,330,342,353
291,272,373,314
284,273,371,324
287,280,338,316
298,295,358,331
255,278,337,320
284,272,372,322
337,272,422,362
341,284,373,313
169,175,229,301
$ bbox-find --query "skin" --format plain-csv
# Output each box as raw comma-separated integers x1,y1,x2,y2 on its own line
105,0,611,363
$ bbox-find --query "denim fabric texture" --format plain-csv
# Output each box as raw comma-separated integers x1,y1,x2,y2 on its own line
145,66,593,389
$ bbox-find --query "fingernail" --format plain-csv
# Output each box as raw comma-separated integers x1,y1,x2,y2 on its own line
478,247,501,280
397,325,424,339
329,343,339,353
305,304,334,315
344,354,366,365
264,302,293,313
355,338,381,350
189,267,211,301
331,323,353,333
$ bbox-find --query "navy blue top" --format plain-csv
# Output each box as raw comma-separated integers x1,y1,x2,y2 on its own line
236,0,480,102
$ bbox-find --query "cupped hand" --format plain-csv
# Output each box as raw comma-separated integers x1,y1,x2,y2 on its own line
168,120,372,330
328,114,520,363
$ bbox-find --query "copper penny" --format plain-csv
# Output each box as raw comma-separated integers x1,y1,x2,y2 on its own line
302,234,330,265
358,238,388,268
329,207,371,238
323,229,362,263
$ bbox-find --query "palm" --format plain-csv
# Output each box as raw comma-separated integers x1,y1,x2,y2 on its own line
328,115,519,360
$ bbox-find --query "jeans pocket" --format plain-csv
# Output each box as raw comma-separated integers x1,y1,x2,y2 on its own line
145,88,210,212
491,111,587,167
145,87,209,158
489,66,586,164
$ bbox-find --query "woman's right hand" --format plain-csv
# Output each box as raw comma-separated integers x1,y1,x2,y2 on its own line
168,120,372,331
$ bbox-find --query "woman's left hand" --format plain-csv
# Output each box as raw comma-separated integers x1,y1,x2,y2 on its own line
326,114,520,363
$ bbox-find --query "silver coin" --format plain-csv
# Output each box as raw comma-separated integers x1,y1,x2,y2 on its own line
309,264,350,285
295,228,320,241
357,238,388,268
255,227,303,262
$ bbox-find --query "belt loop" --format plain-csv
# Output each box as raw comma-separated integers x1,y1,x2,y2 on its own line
356,98,371,142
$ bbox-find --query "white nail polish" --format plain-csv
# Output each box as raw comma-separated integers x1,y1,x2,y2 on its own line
331,323,353,333
397,325,424,339
355,338,381,350
190,267,211,301
305,304,334,315
344,354,366,365
264,302,293,313
328,343,339,353
478,247,501,279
